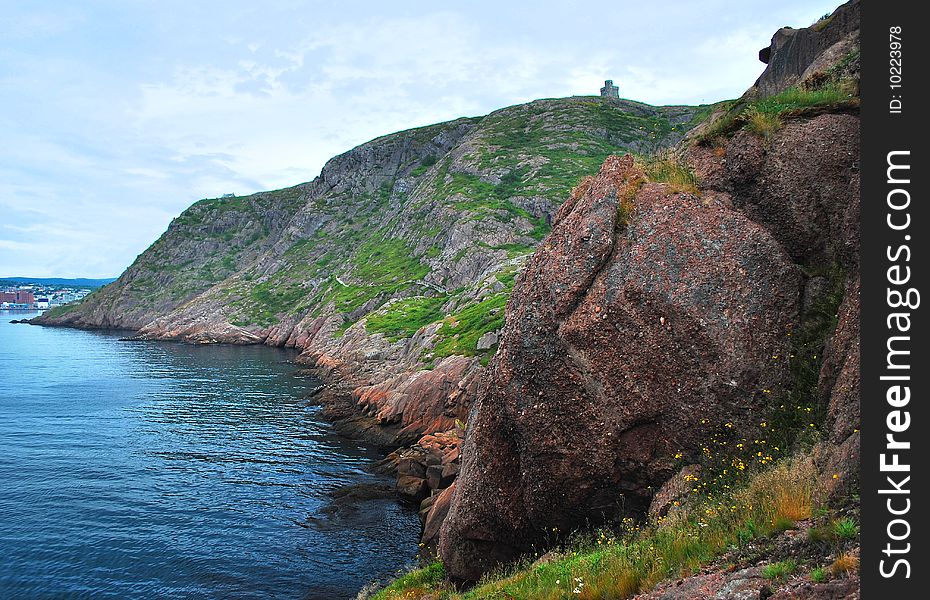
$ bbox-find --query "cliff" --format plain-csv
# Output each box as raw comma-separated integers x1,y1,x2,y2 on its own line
429,0,860,595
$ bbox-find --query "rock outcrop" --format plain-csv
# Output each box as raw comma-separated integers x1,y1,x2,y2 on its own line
690,113,861,505
752,0,859,97
439,155,802,581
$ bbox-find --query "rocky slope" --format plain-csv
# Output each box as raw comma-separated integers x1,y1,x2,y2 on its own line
437,0,860,589
36,96,707,457
39,97,700,342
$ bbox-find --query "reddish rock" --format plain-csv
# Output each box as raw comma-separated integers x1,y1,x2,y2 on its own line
689,114,860,269
632,567,769,600
353,355,478,440
420,484,455,559
768,575,860,600
689,111,861,506
439,155,801,582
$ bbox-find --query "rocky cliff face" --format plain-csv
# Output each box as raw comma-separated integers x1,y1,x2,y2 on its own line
438,1,860,585
752,0,859,98
37,97,705,450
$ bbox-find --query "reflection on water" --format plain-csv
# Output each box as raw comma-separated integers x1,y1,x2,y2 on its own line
0,311,419,599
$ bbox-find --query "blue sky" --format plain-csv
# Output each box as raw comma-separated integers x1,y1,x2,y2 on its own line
0,0,840,278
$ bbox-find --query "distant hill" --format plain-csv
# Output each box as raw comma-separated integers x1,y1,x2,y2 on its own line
0,277,116,288
33,95,710,342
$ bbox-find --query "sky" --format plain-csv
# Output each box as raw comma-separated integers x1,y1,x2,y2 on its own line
0,0,841,278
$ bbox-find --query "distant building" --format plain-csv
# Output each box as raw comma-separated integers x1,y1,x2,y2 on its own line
36,298,50,309
222,193,236,198
15,290,34,305
0,292,15,303
600,79,620,99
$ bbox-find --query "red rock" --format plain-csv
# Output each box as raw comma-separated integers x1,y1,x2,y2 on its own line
439,155,801,581
420,484,455,559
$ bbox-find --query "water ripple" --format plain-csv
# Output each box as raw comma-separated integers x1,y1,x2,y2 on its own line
0,312,419,599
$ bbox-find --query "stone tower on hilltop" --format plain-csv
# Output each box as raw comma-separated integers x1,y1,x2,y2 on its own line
600,79,619,99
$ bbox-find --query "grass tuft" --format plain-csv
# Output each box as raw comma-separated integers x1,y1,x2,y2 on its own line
832,517,859,540
763,559,797,580
744,108,783,138
637,154,697,194
828,552,859,577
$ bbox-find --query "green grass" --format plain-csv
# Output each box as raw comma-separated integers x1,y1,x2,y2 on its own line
41,302,81,318
752,84,853,115
372,562,448,599
832,517,859,540
430,293,508,362
371,458,820,600
308,236,432,317
763,559,797,580
365,296,448,341
810,567,827,583
696,83,858,144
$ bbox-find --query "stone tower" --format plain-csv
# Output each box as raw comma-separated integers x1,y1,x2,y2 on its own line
600,79,619,99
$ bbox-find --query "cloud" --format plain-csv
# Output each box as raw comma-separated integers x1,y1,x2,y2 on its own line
0,0,846,277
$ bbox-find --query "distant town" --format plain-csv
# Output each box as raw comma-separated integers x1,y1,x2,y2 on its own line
1,283,90,310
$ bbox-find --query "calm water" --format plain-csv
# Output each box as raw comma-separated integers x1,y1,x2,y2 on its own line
0,311,419,599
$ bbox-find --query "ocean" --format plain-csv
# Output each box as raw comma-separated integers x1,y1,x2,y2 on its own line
0,311,419,599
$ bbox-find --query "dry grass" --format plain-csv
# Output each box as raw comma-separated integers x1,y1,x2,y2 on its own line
829,552,859,577
637,153,698,195
744,108,783,139
735,456,817,529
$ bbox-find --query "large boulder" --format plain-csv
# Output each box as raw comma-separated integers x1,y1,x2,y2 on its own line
438,155,801,581
688,112,861,505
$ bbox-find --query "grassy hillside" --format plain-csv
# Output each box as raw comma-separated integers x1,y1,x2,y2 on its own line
39,96,711,363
